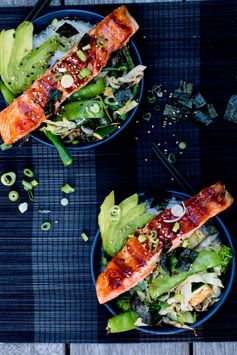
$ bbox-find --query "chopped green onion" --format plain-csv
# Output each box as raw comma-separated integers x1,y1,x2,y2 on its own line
77,50,87,62
27,189,34,202
23,168,34,178
61,198,69,206
108,205,121,222
167,152,176,164
78,68,91,79
72,140,79,145
22,180,33,191
31,179,39,187
96,37,106,47
143,112,151,121
1,172,16,186
89,103,100,113
182,240,189,248
179,141,187,150
138,235,146,243
38,210,51,214
0,143,12,151
172,222,180,233
147,95,156,104
61,183,75,194
155,104,161,111
18,202,28,214
82,44,91,51
52,72,63,82
8,190,19,202
102,256,107,266
41,221,52,232
81,232,88,242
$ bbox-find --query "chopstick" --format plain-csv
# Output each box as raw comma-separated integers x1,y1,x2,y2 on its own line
25,0,52,22
152,142,196,195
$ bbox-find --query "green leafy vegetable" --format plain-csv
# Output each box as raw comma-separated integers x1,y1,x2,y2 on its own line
116,293,131,312
218,245,232,273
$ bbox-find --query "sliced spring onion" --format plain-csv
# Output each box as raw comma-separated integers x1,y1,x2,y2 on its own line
155,104,161,111
61,183,75,194
113,100,138,119
1,172,16,186
53,72,63,82
167,153,176,164
82,44,91,51
18,202,28,214
179,141,187,150
0,143,12,151
104,96,119,111
23,168,34,178
8,190,19,202
138,235,146,243
27,189,34,202
108,205,121,222
41,221,52,232
102,256,107,266
81,232,89,242
38,210,51,214
61,197,69,206
22,180,33,191
164,203,186,223
77,49,87,62
172,221,180,233
61,74,74,88
143,112,151,121
31,179,39,187
78,68,91,79
147,95,156,104
96,37,106,47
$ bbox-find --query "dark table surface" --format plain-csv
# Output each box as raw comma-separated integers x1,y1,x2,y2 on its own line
0,0,237,343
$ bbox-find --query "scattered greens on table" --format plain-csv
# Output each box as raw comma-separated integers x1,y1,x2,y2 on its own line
98,191,232,333
0,19,145,166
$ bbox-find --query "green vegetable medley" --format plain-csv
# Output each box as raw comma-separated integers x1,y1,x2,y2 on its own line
98,192,232,334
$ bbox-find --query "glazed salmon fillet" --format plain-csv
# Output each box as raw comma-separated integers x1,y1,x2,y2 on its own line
0,6,139,144
96,182,233,304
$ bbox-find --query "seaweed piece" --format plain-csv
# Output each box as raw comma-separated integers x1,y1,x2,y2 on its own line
56,22,79,38
193,110,213,126
224,95,237,123
114,85,133,106
171,90,193,109
131,294,161,326
80,33,91,48
163,104,191,120
193,92,207,109
149,190,172,209
178,80,194,96
173,247,199,272
44,88,62,115
207,103,218,119
107,49,124,68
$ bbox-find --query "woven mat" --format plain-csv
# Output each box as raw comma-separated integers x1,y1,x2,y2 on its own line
0,1,236,342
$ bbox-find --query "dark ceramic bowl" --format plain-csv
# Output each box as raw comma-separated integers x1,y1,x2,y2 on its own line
90,190,235,335
30,9,143,150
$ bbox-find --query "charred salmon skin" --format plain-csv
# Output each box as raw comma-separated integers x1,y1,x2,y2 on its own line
96,182,233,304
0,6,139,144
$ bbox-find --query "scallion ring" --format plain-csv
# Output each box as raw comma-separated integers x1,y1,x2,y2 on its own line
8,190,19,202
155,104,161,111
22,180,33,191
167,153,176,164
1,172,16,186
179,141,187,150
41,221,52,232
108,205,121,222
27,189,34,202
53,72,63,82
23,168,34,178
147,96,156,104
143,112,151,121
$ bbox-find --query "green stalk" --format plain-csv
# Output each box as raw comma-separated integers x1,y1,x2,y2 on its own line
44,131,73,167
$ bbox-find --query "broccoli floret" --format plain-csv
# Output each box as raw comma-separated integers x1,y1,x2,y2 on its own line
116,293,131,312
218,245,232,273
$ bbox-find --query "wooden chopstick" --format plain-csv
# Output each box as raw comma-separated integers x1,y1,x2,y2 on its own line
152,142,196,195
25,0,52,22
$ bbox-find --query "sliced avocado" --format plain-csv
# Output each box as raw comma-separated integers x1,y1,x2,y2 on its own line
0,80,15,104
0,29,15,92
103,213,154,257
98,190,115,238
13,35,60,94
119,193,139,218
119,203,146,229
